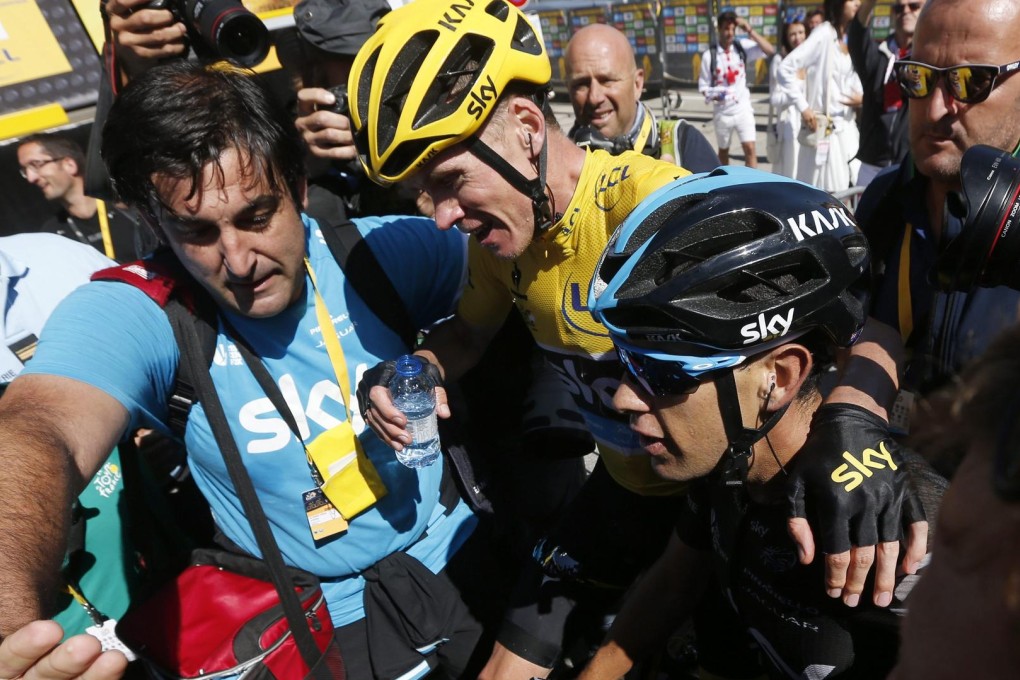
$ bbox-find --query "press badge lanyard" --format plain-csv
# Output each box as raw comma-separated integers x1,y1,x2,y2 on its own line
95,200,116,260
226,260,387,542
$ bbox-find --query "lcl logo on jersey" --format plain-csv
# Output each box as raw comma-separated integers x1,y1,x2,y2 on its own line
561,279,609,338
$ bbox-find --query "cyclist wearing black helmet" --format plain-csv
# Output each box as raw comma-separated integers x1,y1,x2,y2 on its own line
346,1,926,676
583,168,944,680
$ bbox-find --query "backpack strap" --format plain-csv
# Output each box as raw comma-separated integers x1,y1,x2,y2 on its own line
313,213,418,349
92,251,219,440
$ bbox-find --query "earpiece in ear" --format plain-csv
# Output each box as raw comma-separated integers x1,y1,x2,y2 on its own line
526,132,533,149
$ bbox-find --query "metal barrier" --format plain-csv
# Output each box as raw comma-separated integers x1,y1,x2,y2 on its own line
832,185,867,212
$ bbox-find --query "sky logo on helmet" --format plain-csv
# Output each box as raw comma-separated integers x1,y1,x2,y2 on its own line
740,308,794,345
786,206,854,242
438,0,477,31
467,75,498,120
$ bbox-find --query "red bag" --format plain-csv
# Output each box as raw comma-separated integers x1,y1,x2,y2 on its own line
117,549,344,680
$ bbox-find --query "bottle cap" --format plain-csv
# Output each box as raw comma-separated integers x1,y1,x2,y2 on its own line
395,354,423,377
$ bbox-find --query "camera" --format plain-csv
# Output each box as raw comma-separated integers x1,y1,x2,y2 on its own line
149,0,270,68
325,84,350,117
937,144,1020,291
572,125,632,156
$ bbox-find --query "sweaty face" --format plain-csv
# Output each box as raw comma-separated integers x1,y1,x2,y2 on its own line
612,366,761,482
567,41,643,140
416,124,538,260
153,148,308,318
17,142,76,202
909,0,1020,187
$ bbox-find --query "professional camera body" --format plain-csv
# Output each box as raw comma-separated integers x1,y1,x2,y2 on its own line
571,125,634,156
149,0,269,67
938,144,1020,292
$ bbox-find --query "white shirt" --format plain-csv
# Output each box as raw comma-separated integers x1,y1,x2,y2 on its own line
0,233,113,382
698,37,766,116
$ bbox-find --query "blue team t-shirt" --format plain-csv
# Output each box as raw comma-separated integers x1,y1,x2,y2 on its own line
24,214,473,626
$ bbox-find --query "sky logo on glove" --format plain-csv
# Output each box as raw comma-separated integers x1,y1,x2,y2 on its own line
830,441,899,492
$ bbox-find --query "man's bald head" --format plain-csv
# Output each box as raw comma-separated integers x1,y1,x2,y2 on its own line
908,0,1020,187
565,24,644,139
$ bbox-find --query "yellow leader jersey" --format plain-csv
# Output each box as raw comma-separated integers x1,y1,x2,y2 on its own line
457,149,689,495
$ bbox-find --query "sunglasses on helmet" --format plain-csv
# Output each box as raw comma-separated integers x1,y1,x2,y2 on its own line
893,59,1020,104
615,342,746,398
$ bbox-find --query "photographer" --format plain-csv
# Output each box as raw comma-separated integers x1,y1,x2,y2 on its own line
855,0,1020,443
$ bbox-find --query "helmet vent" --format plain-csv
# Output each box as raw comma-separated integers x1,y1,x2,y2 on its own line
511,14,544,56
356,45,382,131
415,34,495,129
378,31,440,153
715,252,826,304
485,0,509,20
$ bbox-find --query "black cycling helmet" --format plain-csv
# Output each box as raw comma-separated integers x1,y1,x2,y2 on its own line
938,144,1020,291
590,167,870,356
591,167,870,486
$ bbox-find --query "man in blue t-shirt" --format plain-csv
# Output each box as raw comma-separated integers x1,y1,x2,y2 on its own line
0,61,481,680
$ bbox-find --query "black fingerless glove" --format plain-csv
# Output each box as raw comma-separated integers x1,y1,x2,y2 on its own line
786,403,926,554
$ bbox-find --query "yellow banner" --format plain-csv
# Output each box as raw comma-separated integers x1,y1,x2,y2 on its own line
0,0,73,87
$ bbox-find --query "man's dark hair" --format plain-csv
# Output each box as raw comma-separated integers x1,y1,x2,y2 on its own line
18,133,86,171
717,10,738,29
102,61,307,220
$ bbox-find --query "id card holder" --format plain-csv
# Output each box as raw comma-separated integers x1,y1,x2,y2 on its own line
889,389,915,436
308,421,387,520
303,487,348,542
815,138,831,166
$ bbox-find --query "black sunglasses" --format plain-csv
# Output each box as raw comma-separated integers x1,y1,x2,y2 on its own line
616,343,745,398
894,59,1020,104
892,2,922,15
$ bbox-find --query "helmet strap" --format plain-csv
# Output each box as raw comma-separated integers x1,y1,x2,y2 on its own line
465,131,554,233
713,371,790,487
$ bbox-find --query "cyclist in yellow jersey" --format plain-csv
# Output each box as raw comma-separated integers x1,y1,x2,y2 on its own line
457,148,684,495
340,1,926,677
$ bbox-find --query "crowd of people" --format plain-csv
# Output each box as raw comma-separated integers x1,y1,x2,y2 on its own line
0,0,1019,679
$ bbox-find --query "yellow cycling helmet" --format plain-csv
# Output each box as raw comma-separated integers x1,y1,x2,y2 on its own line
348,0,552,186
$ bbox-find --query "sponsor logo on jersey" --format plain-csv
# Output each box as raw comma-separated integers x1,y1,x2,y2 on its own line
786,206,854,242
740,309,794,345
830,441,898,492
560,279,610,338
594,164,633,212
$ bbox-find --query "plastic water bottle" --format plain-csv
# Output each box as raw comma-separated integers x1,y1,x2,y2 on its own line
388,355,441,468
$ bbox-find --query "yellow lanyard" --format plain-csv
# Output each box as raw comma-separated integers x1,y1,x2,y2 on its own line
304,257,354,416
897,222,913,343
95,200,116,260
632,112,654,153
301,257,387,521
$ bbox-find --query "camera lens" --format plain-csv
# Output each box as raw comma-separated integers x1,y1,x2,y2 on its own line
184,0,270,67
938,144,1020,291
